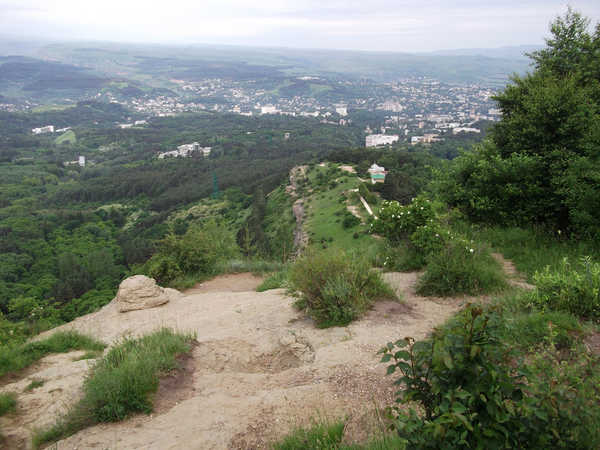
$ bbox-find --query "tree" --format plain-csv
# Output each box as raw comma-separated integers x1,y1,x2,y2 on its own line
442,9,600,238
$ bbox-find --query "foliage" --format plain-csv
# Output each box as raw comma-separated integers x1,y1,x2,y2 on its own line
0,331,105,378
456,224,600,281
416,241,506,297
531,256,600,320
145,220,238,285
35,328,195,447
288,249,396,327
380,305,600,449
0,392,17,416
439,10,600,238
370,197,437,245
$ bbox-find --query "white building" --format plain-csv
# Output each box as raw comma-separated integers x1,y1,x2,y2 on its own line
335,105,348,116
411,134,442,145
260,105,279,115
78,156,86,167
158,142,212,159
452,127,481,135
119,123,133,129
134,120,147,126
32,125,54,134
365,134,399,147
367,163,387,184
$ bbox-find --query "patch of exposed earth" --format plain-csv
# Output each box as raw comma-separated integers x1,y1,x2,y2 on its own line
1,272,467,449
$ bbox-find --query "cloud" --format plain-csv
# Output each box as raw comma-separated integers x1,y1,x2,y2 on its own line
0,0,599,51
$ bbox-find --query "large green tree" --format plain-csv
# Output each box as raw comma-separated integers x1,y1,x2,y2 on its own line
440,9,600,237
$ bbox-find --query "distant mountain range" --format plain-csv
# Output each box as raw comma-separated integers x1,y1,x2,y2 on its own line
0,38,537,102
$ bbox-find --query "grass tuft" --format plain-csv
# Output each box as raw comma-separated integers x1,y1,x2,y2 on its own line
272,419,407,449
34,328,195,448
416,242,507,296
24,379,45,392
0,331,106,379
0,392,17,416
289,249,397,328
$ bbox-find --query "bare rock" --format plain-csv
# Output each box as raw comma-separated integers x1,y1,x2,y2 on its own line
115,275,181,313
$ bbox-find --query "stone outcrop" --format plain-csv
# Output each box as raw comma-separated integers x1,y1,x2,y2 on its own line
115,275,181,312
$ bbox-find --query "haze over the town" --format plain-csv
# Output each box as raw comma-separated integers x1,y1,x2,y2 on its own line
2,0,600,52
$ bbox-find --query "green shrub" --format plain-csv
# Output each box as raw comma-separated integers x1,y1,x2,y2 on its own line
35,328,195,447
371,197,436,244
416,242,506,296
531,256,600,320
0,331,105,378
289,249,396,327
380,305,600,449
342,212,361,229
0,392,16,416
144,220,239,284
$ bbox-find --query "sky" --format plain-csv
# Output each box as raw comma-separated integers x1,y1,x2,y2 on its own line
1,0,600,53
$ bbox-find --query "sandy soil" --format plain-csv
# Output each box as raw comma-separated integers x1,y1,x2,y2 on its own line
1,272,466,449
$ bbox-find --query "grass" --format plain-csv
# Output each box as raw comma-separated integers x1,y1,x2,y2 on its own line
257,269,289,291
54,129,77,145
34,328,195,448
24,379,45,392
0,331,106,379
272,420,407,449
461,225,600,281
73,351,103,361
0,392,17,416
289,249,397,328
304,164,377,255
416,242,507,297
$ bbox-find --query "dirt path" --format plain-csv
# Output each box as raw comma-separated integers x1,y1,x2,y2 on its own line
287,166,309,258
184,273,264,295
1,272,464,449
491,253,535,290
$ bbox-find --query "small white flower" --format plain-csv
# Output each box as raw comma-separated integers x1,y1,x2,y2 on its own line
470,248,474,253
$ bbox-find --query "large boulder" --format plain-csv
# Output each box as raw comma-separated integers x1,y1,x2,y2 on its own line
115,275,181,313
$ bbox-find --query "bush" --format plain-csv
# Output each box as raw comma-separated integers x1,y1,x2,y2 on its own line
380,305,600,449
531,256,600,320
342,212,361,229
416,242,506,296
144,220,239,284
289,249,396,327
0,392,16,416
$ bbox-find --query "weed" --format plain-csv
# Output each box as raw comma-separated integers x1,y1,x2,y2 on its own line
531,256,600,320
0,392,17,416
24,379,45,392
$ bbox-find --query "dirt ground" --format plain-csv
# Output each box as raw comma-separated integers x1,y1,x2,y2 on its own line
1,272,468,449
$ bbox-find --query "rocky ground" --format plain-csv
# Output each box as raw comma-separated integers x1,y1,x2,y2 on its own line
0,272,469,449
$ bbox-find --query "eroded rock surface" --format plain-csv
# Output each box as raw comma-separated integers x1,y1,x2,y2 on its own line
115,275,181,312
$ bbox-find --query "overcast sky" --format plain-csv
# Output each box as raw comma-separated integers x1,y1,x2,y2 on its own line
1,0,599,52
